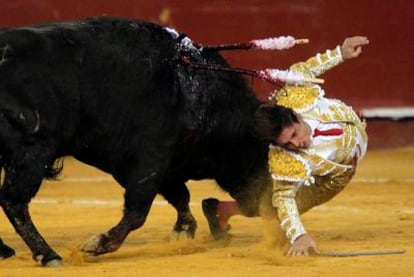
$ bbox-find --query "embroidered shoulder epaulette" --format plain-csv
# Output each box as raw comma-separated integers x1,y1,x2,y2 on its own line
273,85,323,113
268,146,313,184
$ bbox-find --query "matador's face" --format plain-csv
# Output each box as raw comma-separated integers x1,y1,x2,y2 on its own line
276,114,312,151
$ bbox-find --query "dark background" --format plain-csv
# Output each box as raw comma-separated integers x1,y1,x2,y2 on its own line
1,0,412,148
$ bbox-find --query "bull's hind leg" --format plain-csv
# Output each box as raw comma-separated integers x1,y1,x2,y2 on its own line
0,163,61,266
160,181,197,239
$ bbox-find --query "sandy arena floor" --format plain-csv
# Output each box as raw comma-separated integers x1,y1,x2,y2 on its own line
0,147,413,276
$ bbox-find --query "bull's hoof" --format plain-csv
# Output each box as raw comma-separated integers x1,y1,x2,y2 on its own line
81,233,119,255
171,221,197,240
81,234,104,255
45,259,63,267
0,240,15,259
202,198,230,240
170,227,194,240
34,253,62,267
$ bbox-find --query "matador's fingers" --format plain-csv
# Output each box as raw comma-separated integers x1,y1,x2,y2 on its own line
341,36,369,59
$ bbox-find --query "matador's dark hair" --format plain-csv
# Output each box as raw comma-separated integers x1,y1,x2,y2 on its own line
253,103,298,143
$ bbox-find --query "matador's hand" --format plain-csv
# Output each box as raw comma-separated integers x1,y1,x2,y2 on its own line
286,233,320,256
341,36,369,60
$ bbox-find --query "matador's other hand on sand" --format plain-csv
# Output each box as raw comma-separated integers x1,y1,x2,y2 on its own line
286,233,320,257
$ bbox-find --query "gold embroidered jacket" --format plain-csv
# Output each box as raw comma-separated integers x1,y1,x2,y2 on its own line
269,46,368,244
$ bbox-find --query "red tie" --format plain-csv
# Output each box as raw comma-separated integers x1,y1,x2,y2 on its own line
313,128,343,137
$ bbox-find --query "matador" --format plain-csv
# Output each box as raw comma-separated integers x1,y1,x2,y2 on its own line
202,36,369,256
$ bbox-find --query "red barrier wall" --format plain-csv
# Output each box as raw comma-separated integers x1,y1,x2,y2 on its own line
0,0,413,148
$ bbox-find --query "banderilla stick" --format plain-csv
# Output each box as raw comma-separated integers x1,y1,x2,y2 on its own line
321,249,405,257
201,37,309,51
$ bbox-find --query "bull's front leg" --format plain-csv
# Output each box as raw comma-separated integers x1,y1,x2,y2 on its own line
81,170,158,256
81,210,152,255
81,127,178,256
159,181,197,239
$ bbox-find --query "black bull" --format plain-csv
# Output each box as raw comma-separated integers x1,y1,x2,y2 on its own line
0,17,276,265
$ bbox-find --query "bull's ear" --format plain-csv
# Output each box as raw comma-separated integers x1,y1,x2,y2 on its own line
2,107,40,134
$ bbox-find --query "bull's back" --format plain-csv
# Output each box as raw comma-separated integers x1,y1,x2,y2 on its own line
0,18,180,165
0,17,178,106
